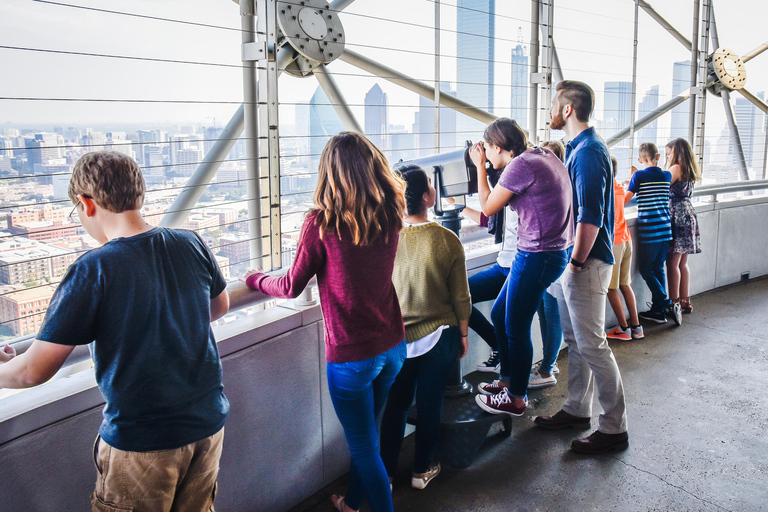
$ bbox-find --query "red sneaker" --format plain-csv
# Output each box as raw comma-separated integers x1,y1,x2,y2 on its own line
606,326,632,341
477,380,507,396
475,389,527,416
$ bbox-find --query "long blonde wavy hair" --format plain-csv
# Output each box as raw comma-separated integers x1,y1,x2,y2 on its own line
666,138,701,183
313,132,405,245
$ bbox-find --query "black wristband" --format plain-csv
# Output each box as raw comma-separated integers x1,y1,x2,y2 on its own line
570,257,585,268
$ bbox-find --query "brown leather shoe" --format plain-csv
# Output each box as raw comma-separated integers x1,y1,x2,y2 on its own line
571,430,629,454
534,410,591,430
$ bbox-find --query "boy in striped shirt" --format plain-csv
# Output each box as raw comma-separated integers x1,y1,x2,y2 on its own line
625,142,681,325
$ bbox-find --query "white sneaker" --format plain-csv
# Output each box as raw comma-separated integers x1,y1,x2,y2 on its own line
528,369,557,389
411,461,441,489
532,362,560,375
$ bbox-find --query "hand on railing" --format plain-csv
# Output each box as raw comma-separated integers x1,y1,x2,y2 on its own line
239,268,263,283
0,344,16,364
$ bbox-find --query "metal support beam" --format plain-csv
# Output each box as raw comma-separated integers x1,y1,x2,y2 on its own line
241,0,263,268
313,64,364,133
722,90,751,181
537,2,563,86
539,0,554,142
338,49,497,125
160,106,245,228
688,0,700,144
528,0,541,141
742,42,768,64
434,0,441,153
709,3,749,183
257,0,282,269
637,0,692,50
737,88,768,115
329,0,356,12
607,90,692,148
694,0,710,171
628,0,640,172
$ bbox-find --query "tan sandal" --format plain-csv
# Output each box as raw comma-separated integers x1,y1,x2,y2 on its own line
680,297,693,314
331,495,358,512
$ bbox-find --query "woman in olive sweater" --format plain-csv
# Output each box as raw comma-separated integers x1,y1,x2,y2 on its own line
379,164,471,491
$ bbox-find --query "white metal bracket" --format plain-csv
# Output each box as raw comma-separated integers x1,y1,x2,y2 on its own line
530,72,549,85
242,41,267,62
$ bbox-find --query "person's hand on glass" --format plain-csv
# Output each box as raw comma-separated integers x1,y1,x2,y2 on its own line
0,343,16,363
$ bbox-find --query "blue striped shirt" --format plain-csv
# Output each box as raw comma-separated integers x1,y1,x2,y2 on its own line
628,167,672,242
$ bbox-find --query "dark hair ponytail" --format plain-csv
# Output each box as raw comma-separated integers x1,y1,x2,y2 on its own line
483,118,528,157
395,164,429,216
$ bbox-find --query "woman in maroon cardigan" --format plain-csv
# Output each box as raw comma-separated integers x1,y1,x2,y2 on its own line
243,132,406,512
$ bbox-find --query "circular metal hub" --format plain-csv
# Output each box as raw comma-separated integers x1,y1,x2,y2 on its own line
277,0,345,74
712,47,747,91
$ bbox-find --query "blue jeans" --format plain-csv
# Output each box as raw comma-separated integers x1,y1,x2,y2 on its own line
468,263,510,351
491,249,568,397
380,327,460,476
638,240,671,312
326,341,407,512
537,290,562,375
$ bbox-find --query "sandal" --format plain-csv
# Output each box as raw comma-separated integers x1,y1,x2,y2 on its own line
680,297,693,314
331,495,358,512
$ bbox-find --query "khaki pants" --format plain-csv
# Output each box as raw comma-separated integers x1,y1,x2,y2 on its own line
91,428,224,512
549,259,628,434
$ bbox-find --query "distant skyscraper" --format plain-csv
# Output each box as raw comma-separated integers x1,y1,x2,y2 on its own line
671,61,691,140
604,82,633,169
510,43,528,130
638,85,660,144
456,0,495,138
24,133,62,172
731,91,765,171
388,125,416,164
604,81,633,134
309,86,345,173
416,82,457,157
364,84,389,152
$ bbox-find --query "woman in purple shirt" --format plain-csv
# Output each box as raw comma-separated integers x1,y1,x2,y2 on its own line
472,118,574,417
243,132,406,512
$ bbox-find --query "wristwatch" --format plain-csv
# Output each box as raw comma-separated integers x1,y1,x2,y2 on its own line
570,257,585,268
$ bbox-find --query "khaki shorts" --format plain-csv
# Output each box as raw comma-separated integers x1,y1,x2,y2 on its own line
91,427,224,512
610,241,633,289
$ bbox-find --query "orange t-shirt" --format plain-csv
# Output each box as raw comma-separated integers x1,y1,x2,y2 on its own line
613,179,631,245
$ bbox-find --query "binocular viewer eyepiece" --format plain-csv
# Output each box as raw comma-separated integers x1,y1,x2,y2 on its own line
394,141,480,216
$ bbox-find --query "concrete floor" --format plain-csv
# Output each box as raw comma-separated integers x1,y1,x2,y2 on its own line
290,278,768,512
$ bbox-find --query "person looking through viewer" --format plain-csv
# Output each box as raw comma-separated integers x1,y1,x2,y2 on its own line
469,118,573,418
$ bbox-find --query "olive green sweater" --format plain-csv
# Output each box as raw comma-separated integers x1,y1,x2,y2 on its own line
392,222,472,343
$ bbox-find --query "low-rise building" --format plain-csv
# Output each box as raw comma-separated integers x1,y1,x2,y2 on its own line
0,284,57,336
0,238,77,285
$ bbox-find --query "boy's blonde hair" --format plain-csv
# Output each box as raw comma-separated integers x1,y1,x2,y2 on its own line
69,151,145,212
313,132,405,246
541,140,565,162
638,142,659,162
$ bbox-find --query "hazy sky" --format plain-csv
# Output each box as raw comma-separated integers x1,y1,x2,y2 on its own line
0,0,766,155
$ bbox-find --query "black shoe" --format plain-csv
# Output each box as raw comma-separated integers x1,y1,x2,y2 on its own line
476,350,500,373
668,302,682,326
638,309,666,324
571,430,629,454
534,410,591,430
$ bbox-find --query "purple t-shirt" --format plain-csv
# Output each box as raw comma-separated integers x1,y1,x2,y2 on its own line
497,147,575,252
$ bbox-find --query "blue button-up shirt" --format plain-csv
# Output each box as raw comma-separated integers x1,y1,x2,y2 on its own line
564,127,615,265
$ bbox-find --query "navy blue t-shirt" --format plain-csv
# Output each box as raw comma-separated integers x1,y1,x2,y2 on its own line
565,127,615,265
37,227,229,452
628,166,672,243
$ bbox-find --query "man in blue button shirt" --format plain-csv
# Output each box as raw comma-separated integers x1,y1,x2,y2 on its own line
534,81,629,454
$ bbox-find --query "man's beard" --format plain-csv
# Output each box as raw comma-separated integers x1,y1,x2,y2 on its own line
550,107,566,130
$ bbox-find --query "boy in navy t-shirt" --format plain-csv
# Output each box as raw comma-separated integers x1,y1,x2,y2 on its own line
0,151,230,511
625,142,681,325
